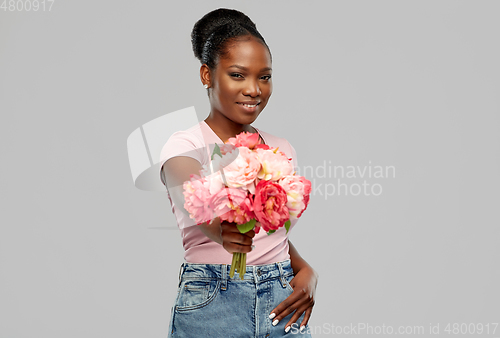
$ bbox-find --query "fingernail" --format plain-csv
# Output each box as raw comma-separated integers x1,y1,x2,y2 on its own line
272,319,279,326
285,326,290,333
268,313,276,319
300,325,305,332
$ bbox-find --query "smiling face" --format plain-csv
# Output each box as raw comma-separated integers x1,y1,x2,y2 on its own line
202,35,273,126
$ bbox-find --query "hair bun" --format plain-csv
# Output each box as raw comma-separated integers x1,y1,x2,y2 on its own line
191,8,257,61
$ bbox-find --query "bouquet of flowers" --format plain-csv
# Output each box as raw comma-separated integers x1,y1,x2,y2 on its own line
183,131,311,279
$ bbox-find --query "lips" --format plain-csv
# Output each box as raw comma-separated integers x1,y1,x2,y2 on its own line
236,101,260,113
237,102,260,108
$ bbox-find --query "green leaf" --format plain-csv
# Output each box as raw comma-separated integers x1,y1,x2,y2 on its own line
236,219,256,234
211,143,222,160
284,219,291,234
266,229,276,235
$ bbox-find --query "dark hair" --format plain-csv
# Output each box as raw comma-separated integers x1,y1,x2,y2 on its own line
191,8,272,70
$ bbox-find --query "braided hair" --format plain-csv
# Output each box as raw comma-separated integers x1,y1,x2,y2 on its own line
191,8,272,71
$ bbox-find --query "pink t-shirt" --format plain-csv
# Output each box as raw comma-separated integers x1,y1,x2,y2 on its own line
159,120,299,265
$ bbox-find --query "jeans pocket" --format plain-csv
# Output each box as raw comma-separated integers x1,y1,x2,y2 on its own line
284,273,295,293
167,306,175,337
175,279,221,312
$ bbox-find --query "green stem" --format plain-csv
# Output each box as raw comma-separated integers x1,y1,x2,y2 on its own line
239,252,246,280
239,253,242,280
234,253,240,275
230,253,237,278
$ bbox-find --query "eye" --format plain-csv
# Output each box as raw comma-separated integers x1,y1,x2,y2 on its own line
261,75,272,81
230,73,243,78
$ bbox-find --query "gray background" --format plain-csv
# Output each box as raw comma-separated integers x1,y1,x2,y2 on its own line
1,1,499,337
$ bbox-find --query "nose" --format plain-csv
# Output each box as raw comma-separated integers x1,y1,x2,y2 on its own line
242,79,261,97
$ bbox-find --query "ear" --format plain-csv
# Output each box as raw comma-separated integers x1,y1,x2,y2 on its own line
200,64,211,88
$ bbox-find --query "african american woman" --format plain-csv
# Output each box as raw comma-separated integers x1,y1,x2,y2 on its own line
160,8,318,337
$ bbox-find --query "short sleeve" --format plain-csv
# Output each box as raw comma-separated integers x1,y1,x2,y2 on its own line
158,131,205,186
288,142,299,171
284,140,301,233
287,140,299,173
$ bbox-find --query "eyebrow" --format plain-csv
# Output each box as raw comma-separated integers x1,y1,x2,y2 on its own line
228,64,272,72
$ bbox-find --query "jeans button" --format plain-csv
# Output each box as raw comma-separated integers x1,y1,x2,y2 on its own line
257,269,262,276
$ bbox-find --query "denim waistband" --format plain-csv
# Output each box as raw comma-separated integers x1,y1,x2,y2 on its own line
177,259,293,290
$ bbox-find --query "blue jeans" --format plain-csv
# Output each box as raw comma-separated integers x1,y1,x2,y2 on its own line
167,259,312,337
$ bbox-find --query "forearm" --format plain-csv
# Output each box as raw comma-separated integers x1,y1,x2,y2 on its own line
288,240,318,278
165,171,223,243
198,217,223,245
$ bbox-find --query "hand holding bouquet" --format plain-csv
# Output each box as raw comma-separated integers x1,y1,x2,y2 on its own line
183,131,311,279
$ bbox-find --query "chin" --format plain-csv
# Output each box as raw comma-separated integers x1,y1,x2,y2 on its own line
230,103,265,125
238,114,259,125
226,112,258,125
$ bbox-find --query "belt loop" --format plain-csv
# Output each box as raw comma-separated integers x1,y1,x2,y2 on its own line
277,261,287,288
178,263,185,287
221,264,227,291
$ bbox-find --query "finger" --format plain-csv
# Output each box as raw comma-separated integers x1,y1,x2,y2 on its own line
298,307,313,331
284,303,310,333
222,231,253,245
221,222,255,236
269,293,304,324
246,229,256,238
222,241,253,254
222,236,252,253
229,232,252,245
237,228,255,240
223,242,253,253
235,232,253,246
220,221,237,232
223,225,255,241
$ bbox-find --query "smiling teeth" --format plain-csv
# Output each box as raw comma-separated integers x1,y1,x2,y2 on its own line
241,103,258,108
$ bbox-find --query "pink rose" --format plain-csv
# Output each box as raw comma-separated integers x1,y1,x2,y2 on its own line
224,195,255,224
209,187,253,223
253,180,289,232
278,175,312,219
254,148,294,181
254,144,270,150
220,147,261,193
200,161,226,195
254,224,261,234
226,131,260,149
219,143,237,156
183,174,214,225
297,176,311,218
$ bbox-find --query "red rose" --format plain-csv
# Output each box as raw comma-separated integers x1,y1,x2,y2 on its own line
253,180,289,232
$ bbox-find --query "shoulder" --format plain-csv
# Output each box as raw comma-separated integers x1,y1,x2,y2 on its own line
159,122,210,186
256,128,295,153
159,122,208,164
164,122,206,146
255,127,298,169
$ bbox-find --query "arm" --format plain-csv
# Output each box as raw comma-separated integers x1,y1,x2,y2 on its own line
268,239,319,333
288,239,319,278
162,156,254,253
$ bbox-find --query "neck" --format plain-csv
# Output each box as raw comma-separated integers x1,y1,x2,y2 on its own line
204,112,256,143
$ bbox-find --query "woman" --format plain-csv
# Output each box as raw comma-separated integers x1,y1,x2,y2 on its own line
160,8,318,337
